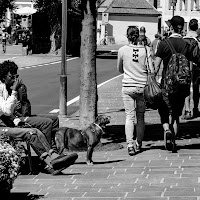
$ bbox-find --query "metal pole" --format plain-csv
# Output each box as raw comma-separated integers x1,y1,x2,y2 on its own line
59,0,67,116
172,0,176,17
172,5,175,17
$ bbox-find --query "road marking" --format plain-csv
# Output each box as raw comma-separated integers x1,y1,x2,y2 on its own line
0,56,17,61
49,74,123,113
17,57,78,70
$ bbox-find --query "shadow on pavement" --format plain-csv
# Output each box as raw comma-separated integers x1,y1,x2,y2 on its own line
19,156,43,175
105,119,200,147
18,119,200,175
9,193,44,200
75,159,125,165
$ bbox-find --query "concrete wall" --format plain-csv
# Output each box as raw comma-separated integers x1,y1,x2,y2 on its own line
97,14,159,45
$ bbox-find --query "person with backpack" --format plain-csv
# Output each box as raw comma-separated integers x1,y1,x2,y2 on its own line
154,16,194,153
183,18,200,120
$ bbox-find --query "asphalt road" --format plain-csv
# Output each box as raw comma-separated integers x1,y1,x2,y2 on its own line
18,55,120,116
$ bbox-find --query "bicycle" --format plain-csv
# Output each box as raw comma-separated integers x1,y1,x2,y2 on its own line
100,37,107,45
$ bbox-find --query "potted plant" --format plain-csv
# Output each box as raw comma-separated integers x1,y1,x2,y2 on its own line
0,134,23,195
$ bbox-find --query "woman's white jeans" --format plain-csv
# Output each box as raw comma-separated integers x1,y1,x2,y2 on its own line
122,87,146,148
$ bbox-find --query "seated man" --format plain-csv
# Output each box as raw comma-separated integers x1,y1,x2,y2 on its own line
2,60,60,153
0,62,78,175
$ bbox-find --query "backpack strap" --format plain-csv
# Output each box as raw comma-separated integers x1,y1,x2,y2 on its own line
165,38,187,55
165,39,177,54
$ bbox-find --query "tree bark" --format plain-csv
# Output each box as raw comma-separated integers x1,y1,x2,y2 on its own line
79,0,97,129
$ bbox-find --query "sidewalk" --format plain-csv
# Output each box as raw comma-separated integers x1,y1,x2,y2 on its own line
3,44,200,199
11,75,200,200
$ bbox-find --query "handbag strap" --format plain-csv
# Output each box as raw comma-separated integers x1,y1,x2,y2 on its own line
144,45,152,73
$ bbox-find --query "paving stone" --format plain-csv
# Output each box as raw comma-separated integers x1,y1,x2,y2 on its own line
83,192,126,198
169,197,197,200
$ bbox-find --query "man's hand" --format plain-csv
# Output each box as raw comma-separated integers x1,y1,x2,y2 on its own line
15,101,22,110
12,78,22,91
13,118,22,126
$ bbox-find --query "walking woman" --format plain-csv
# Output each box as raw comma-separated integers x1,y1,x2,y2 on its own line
117,26,154,156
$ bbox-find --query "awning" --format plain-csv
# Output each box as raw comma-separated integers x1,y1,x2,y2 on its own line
13,7,37,16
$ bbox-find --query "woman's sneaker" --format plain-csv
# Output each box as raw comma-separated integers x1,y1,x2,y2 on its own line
135,140,142,153
128,146,136,156
164,129,172,151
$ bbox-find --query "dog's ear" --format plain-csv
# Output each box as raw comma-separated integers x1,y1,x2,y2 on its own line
95,115,102,123
106,116,111,123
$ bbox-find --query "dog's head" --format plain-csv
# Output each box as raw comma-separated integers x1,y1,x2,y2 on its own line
95,115,111,129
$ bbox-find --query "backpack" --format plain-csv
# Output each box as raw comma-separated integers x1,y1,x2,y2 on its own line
14,83,31,117
163,39,191,94
183,36,200,64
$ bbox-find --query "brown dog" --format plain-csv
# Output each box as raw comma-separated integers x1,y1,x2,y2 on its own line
55,115,111,165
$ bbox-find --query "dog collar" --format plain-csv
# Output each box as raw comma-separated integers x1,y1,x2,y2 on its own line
94,123,104,133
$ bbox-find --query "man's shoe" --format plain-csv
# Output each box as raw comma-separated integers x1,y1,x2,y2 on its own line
51,153,78,171
182,111,192,120
42,165,65,175
164,130,172,151
128,146,136,156
171,141,177,153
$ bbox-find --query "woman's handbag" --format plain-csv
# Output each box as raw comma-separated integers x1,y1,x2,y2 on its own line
144,46,162,109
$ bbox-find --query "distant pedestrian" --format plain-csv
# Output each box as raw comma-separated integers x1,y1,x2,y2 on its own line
151,33,162,59
26,34,32,55
183,18,200,120
138,26,151,46
154,16,195,153
117,26,154,156
1,28,8,53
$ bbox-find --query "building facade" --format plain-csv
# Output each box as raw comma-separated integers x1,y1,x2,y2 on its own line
97,0,161,45
148,0,200,33
6,0,34,28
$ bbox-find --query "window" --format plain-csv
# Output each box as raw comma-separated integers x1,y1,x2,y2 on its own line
180,0,188,11
157,0,161,8
191,0,199,11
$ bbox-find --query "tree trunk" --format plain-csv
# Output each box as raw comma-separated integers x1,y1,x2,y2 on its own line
79,0,97,129
50,31,56,53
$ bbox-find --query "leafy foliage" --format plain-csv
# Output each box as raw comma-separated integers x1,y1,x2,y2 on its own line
33,0,62,31
0,0,15,20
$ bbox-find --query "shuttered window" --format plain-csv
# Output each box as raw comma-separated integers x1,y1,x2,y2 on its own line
185,0,188,11
181,0,188,11
180,0,188,10
169,0,172,10
180,0,182,10
192,0,200,10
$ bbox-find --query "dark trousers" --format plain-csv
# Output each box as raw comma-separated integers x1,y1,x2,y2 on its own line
0,127,53,160
192,69,200,110
22,115,59,150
